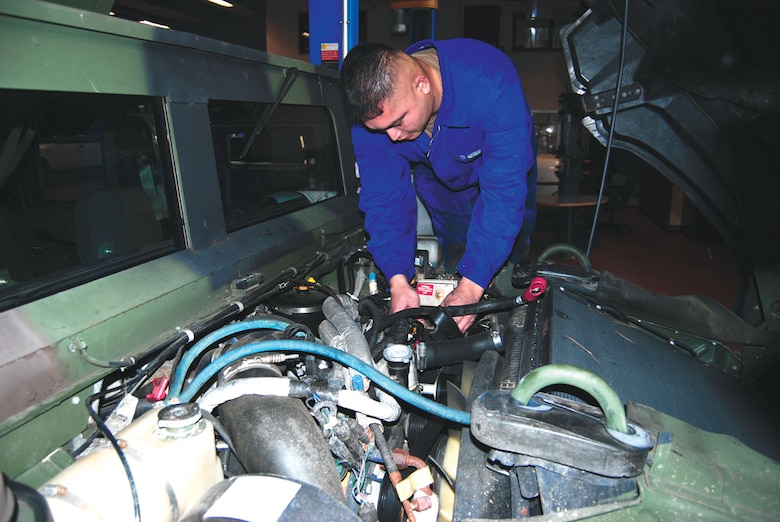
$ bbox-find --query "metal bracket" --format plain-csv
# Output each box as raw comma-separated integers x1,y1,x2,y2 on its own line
583,83,643,113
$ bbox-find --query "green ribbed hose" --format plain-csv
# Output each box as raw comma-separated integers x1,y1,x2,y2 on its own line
538,243,592,272
510,364,628,433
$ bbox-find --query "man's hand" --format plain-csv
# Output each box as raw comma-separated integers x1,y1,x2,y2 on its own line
389,274,420,313
442,276,484,333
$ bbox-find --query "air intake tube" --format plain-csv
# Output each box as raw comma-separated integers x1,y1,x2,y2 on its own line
218,394,346,504
416,330,503,370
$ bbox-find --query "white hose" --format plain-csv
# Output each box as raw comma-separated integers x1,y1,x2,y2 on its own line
337,389,401,422
196,377,401,422
197,377,291,412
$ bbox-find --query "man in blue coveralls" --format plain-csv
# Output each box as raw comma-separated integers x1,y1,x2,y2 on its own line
341,39,537,333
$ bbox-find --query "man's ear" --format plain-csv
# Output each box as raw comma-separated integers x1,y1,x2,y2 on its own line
414,74,431,95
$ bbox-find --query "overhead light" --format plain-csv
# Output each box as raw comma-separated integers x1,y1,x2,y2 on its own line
208,0,234,7
139,20,171,29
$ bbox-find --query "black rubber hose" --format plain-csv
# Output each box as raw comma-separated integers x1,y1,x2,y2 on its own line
346,250,373,272
383,296,521,328
370,318,413,362
444,295,523,316
369,424,398,474
336,257,347,294
421,331,502,369
366,307,425,348
1,471,16,522
345,250,373,295
199,409,246,473
7,475,54,522
299,251,328,280
367,296,523,348
218,395,345,503
358,294,385,324
86,392,140,522
370,424,418,522
309,240,355,282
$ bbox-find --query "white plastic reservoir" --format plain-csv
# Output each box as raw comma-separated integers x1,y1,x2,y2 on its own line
41,403,223,522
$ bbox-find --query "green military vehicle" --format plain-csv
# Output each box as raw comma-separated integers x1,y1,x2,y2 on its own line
0,1,778,520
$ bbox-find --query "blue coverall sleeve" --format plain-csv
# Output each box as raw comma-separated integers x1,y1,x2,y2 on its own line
456,69,535,288
352,125,418,283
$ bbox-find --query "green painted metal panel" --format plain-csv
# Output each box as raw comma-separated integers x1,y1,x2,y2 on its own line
42,0,113,14
0,0,361,484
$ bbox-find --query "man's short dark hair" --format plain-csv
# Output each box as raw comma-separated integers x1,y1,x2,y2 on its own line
341,43,401,123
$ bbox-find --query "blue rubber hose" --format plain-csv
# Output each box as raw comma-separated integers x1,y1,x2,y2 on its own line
168,318,292,399
173,339,471,425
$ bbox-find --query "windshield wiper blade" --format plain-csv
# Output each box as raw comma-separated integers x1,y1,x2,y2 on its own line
239,67,299,160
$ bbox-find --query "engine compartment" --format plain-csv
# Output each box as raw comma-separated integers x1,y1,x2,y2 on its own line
8,245,776,522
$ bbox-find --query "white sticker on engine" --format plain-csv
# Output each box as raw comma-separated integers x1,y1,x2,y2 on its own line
203,475,301,521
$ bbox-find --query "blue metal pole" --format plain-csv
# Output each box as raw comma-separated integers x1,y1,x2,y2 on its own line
308,0,358,69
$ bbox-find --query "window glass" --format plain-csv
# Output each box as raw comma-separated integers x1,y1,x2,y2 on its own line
0,90,175,306
513,15,566,50
533,111,561,153
208,101,342,232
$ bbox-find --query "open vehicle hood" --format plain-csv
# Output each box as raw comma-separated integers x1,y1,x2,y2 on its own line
559,0,780,332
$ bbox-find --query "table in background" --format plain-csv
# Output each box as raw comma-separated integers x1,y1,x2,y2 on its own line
536,194,608,244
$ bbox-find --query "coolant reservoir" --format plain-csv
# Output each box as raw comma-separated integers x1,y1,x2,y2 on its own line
41,403,223,522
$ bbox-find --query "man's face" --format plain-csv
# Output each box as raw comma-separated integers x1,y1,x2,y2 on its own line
363,72,433,142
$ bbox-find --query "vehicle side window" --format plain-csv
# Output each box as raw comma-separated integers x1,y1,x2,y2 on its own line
208,101,342,232
0,90,175,307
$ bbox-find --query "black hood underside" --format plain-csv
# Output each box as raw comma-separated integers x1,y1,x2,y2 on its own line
560,0,780,332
